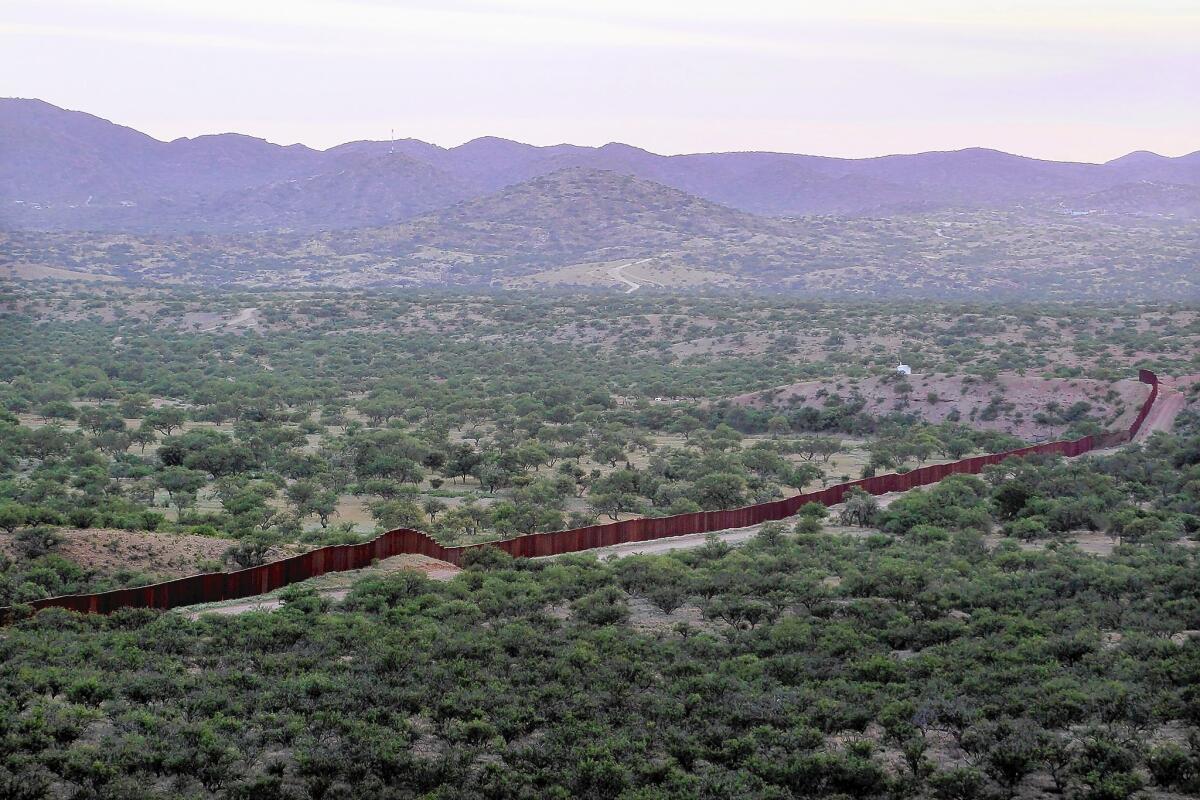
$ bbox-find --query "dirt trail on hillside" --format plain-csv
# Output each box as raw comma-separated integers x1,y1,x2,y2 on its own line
609,258,655,293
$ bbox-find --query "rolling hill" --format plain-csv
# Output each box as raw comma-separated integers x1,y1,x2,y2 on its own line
367,167,779,259
3,98,1198,233
6,163,1198,301
2,99,1197,299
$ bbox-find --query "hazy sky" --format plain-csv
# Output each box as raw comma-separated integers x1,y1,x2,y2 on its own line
3,0,1197,161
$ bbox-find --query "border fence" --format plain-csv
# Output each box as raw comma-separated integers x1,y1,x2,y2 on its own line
1,370,1159,621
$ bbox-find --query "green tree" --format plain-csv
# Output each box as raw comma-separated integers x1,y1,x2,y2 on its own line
690,472,746,510
158,466,207,512
767,414,790,438
423,498,447,522
145,406,187,436
371,498,424,530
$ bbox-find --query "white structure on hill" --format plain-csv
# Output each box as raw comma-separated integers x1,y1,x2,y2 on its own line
896,363,912,375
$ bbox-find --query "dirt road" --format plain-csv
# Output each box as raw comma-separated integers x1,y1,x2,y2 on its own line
181,554,459,618
199,307,259,332
561,524,766,560
609,258,653,293
1135,383,1186,440
546,493,909,561
181,378,1185,611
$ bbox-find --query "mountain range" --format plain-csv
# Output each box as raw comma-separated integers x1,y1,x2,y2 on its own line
3,98,1199,233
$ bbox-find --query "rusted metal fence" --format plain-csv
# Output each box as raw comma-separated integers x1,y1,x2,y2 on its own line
2,371,1160,620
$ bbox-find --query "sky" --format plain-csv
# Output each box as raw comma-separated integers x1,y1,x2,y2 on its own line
2,0,1197,162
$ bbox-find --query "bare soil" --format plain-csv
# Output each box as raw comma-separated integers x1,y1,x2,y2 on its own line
984,531,1120,556
1134,374,1193,440
0,528,247,578
731,373,1149,440
1,263,123,282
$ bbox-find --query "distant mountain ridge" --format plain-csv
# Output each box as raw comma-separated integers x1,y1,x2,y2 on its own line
2,97,1198,232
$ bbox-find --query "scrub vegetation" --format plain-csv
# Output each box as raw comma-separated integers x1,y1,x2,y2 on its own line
1,282,1199,798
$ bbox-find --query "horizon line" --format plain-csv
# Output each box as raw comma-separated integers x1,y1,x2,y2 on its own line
7,96,1198,166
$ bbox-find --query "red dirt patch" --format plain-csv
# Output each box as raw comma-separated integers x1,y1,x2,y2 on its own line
0,528,285,579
